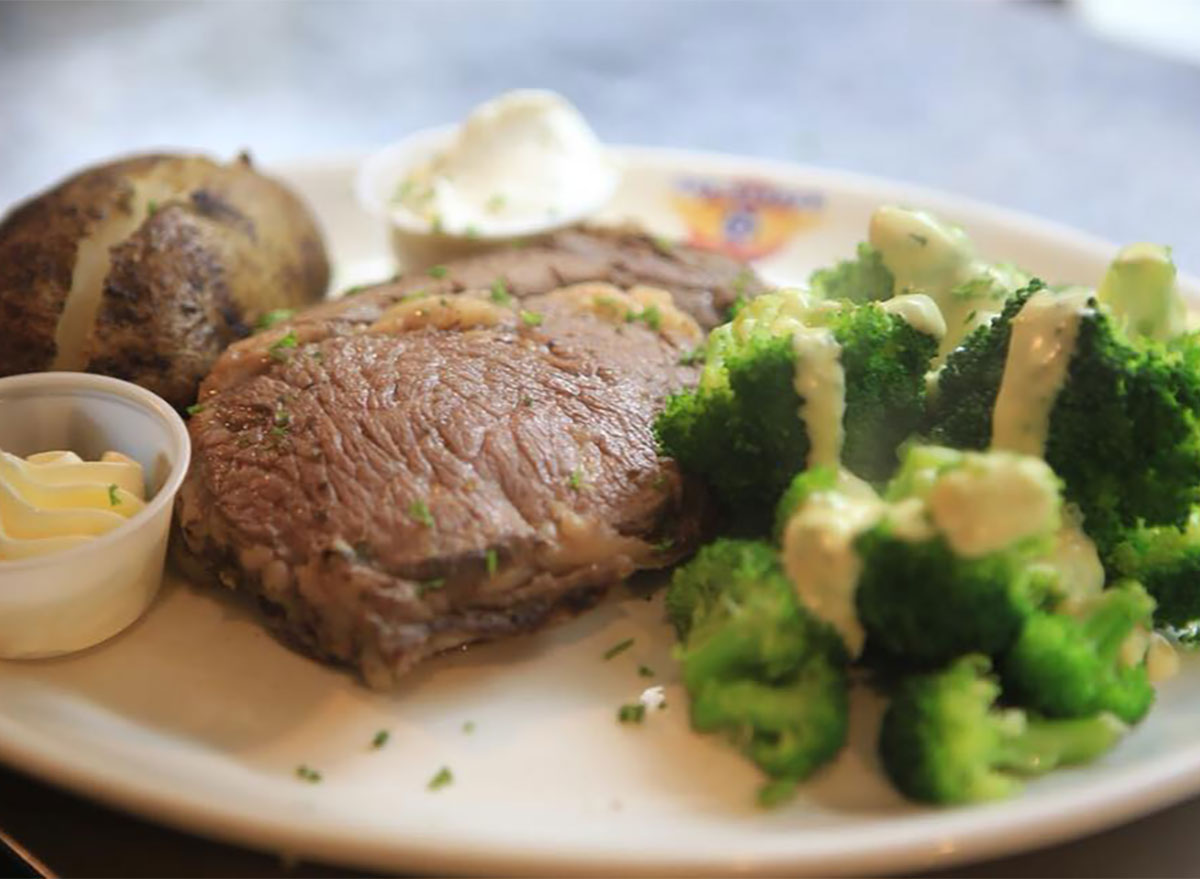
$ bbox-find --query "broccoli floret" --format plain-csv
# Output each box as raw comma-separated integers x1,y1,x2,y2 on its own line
928,281,1200,548
1097,242,1184,342
772,466,839,541
880,655,1128,804
656,291,938,527
854,445,1062,666
1108,512,1200,628
808,243,894,302
1002,580,1156,724
856,530,1054,667
667,539,849,800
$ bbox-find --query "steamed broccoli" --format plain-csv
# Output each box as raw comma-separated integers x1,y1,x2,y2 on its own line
853,445,1062,666
928,279,1200,549
667,539,849,801
808,243,894,302
814,206,1030,357
879,655,1127,804
1106,513,1200,629
1002,580,1156,724
656,290,939,526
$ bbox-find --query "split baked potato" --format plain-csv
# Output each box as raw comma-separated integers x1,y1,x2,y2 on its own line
0,152,330,407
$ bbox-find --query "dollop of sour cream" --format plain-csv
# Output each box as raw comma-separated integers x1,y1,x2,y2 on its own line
0,449,146,561
393,89,618,236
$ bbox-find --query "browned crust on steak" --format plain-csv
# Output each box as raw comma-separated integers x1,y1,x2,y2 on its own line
177,287,710,685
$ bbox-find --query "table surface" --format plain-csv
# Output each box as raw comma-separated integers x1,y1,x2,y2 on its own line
1,1,1199,876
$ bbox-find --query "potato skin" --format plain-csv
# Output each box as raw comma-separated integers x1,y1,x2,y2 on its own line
0,152,330,407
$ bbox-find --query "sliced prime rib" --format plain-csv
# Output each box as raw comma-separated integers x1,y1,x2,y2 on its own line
178,232,762,686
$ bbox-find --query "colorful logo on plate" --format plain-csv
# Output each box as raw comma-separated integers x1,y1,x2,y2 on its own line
671,177,823,260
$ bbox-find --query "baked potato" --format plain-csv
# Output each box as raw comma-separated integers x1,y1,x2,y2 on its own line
0,152,329,407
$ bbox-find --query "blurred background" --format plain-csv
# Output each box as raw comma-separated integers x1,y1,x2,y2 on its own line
0,0,1197,271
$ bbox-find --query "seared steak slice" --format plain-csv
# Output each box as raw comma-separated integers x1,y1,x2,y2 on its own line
177,283,708,686
198,226,762,402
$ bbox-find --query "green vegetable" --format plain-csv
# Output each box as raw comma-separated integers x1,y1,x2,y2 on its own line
485,548,499,576
490,279,513,305
520,310,544,327
854,445,1061,667
638,665,655,678
295,764,322,783
618,703,646,724
428,264,448,279
268,330,299,362
408,498,435,528
667,540,849,801
603,638,634,660
257,308,295,330
807,242,894,302
427,766,453,790
928,280,1200,549
1096,243,1183,341
1002,580,1156,724
656,291,939,526
185,403,206,416
107,484,120,507
371,729,390,749
1108,511,1200,628
879,655,1126,804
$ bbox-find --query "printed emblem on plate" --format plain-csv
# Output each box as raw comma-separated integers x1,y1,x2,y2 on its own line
672,177,823,260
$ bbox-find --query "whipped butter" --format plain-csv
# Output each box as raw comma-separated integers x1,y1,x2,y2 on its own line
0,449,146,561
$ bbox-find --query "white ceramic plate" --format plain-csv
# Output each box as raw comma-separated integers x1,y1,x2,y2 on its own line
2,148,1199,878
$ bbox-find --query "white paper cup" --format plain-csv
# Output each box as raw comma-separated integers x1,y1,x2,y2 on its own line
0,372,191,658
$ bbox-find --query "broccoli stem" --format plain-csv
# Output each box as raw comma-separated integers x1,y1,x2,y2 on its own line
998,713,1127,775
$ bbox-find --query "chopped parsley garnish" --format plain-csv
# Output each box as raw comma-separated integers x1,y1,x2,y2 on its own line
485,548,498,576
568,467,584,492
486,193,507,213
638,664,655,678
428,766,454,790
417,577,445,596
408,498,435,528
651,235,674,254
519,309,544,327
490,279,512,305
147,199,159,216
295,764,322,783
641,306,662,331
651,473,669,490
603,637,635,660
521,396,534,408
107,484,120,506
272,404,291,437
427,264,448,279
371,729,390,749
732,269,754,297
257,308,295,330
909,233,929,246
965,309,978,325
268,330,299,362
185,403,206,416
653,536,675,553
463,720,476,734
391,178,415,203
617,703,646,724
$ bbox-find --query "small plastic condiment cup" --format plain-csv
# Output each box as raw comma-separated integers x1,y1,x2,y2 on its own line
0,372,191,659
355,124,620,273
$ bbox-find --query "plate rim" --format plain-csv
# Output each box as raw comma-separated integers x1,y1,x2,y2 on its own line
2,144,1198,877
